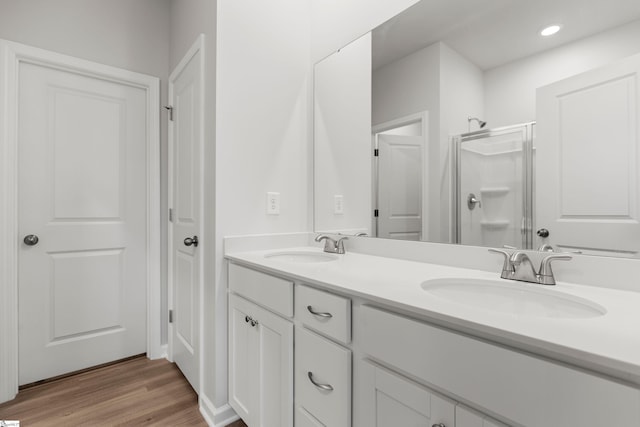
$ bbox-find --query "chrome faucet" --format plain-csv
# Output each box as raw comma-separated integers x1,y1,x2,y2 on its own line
315,234,348,254
489,248,571,285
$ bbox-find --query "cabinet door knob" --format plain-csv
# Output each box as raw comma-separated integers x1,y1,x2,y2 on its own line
307,305,332,318
307,371,333,391
432,424,446,427
245,315,251,323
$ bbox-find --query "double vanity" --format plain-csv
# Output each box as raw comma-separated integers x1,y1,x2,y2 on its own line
226,236,640,427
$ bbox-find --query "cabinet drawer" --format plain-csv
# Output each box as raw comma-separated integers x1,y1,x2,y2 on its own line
228,263,293,317
360,305,640,427
295,328,351,427
295,284,351,344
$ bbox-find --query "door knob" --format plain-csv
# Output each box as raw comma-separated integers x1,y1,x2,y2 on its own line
23,234,39,246
537,228,550,238
184,236,198,247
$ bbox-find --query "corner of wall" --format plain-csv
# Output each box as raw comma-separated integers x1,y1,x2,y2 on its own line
199,396,239,427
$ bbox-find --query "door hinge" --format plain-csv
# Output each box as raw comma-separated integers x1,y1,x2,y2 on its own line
374,209,379,217
164,105,174,121
169,208,174,222
169,309,173,323
374,148,379,157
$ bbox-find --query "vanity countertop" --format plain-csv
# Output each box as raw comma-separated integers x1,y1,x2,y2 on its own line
226,247,640,386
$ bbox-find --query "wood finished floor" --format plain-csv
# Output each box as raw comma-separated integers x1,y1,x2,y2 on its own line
0,356,247,427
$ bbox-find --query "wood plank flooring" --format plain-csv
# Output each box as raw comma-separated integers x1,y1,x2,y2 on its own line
0,356,247,426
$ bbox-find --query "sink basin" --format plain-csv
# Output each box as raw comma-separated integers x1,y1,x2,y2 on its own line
421,278,606,319
264,250,339,263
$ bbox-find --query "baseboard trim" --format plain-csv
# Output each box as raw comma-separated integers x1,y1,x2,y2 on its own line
199,395,239,427
156,344,168,360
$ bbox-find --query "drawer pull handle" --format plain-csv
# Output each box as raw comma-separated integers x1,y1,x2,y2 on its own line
307,305,332,318
432,424,446,427
307,371,333,391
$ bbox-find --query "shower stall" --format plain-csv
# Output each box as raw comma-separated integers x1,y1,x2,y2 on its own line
452,122,535,249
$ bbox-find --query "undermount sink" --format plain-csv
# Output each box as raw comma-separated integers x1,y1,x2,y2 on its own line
421,278,606,319
264,250,339,263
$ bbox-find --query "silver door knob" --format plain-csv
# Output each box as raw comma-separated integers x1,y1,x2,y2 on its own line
23,234,39,246
537,228,550,238
184,236,198,247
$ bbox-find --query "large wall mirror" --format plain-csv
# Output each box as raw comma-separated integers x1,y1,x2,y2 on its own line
314,0,640,258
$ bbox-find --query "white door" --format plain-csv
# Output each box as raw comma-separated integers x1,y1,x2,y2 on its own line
536,52,640,257
18,61,147,385
360,361,455,427
169,38,203,392
377,134,424,240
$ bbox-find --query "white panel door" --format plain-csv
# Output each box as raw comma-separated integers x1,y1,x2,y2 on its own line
377,134,423,240
18,62,147,385
360,361,455,427
536,53,640,256
169,41,203,392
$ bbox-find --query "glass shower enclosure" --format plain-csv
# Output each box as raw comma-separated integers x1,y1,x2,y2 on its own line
452,122,535,249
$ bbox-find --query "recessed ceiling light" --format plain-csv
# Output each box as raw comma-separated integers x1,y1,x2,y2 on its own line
540,25,561,37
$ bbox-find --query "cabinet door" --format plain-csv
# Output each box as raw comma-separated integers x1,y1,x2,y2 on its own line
360,361,455,427
456,405,507,427
229,294,294,427
229,294,259,425
255,301,294,427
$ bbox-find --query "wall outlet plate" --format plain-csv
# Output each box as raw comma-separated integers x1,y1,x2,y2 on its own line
334,195,344,214
267,192,280,215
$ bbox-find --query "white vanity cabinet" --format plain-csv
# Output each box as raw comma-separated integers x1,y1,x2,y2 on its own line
228,264,294,427
226,257,640,427
359,304,640,427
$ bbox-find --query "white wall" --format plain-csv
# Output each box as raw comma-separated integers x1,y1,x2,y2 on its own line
215,0,311,416
439,43,484,241
0,0,172,342
485,19,640,128
311,0,418,62
372,44,440,127
315,33,372,234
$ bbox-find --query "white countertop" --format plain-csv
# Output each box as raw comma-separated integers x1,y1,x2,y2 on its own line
226,246,640,386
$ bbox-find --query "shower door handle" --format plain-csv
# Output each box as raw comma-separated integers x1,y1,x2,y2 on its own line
467,193,481,210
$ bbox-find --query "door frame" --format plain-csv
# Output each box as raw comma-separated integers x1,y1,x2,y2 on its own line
371,111,429,239
167,35,205,391
0,40,162,403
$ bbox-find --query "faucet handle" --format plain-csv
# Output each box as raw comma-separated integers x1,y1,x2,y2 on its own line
336,236,348,254
538,254,572,285
488,248,512,277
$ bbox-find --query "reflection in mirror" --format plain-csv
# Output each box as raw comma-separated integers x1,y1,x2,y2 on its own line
452,123,534,250
314,0,640,258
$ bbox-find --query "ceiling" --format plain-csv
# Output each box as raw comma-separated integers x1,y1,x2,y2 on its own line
372,0,640,70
